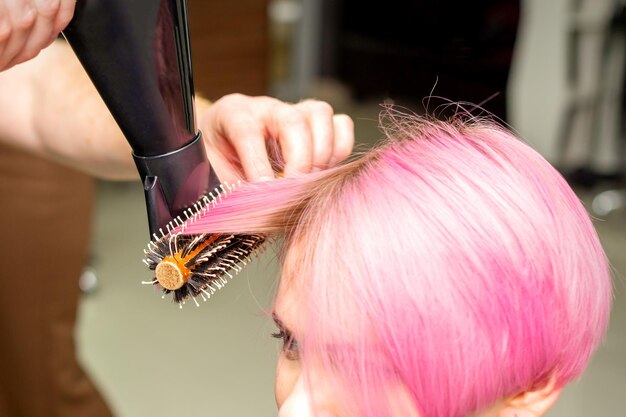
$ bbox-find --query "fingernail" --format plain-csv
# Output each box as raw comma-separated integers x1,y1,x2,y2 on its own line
258,176,273,182
312,168,321,173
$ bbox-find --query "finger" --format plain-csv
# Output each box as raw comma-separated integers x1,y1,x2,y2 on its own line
329,114,355,166
0,3,11,57
52,0,75,33
0,2,37,69
218,111,275,182
270,103,313,176
8,0,60,66
295,100,335,171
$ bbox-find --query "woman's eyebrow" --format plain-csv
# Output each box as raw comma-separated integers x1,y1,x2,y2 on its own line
271,311,285,328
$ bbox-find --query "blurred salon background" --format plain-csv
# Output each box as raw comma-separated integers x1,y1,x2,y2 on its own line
78,0,625,416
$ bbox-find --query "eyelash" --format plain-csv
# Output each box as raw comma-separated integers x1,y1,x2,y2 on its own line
272,328,300,360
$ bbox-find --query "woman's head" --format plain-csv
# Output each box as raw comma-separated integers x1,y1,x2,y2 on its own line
184,112,612,417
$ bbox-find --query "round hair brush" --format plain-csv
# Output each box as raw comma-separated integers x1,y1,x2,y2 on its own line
141,182,266,308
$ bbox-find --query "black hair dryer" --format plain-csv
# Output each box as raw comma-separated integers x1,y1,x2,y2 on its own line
62,0,218,238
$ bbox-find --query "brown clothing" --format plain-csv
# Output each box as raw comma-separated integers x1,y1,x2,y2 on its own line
0,144,112,417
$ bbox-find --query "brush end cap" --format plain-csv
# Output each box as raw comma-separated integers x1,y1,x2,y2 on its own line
155,261,184,290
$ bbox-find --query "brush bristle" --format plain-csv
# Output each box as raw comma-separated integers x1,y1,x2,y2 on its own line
142,182,267,307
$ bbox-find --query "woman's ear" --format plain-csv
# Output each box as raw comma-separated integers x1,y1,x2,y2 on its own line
498,374,561,417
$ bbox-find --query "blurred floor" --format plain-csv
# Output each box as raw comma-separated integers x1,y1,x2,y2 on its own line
77,180,280,417
77,100,626,417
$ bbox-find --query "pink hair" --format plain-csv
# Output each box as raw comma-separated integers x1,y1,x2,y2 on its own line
182,111,612,417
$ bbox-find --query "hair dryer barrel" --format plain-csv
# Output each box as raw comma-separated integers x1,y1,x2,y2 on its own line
63,0,218,236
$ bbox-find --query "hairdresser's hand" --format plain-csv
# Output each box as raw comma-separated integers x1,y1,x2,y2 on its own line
198,94,354,183
0,0,75,71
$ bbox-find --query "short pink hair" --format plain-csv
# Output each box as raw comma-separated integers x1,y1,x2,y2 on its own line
184,111,612,417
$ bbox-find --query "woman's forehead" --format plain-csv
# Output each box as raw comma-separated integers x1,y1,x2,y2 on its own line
273,238,315,326
273,273,306,330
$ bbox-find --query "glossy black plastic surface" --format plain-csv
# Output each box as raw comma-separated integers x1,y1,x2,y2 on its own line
133,131,218,236
63,0,196,155
63,0,219,236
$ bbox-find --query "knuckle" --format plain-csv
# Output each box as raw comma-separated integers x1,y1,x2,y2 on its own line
228,109,254,125
279,107,306,128
231,118,262,139
223,92,246,103
37,0,61,18
335,113,354,130
310,101,334,118
53,1,76,31
0,21,11,42
15,8,37,30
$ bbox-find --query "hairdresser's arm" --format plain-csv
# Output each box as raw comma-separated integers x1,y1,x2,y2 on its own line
0,39,136,179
